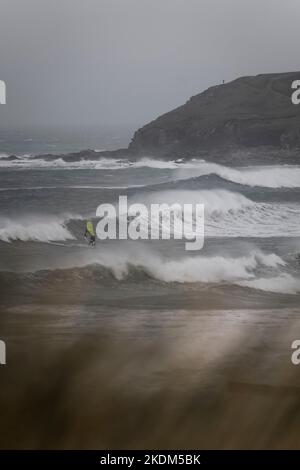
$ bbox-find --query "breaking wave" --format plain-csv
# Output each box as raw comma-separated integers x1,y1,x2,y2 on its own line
127,189,300,238
125,251,286,284
237,274,300,295
1,243,299,294
175,161,300,188
1,154,300,189
39,247,299,294
33,245,285,284
1,189,299,242
0,155,131,170
0,214,82,242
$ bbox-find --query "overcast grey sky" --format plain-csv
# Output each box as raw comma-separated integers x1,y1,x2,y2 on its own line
0,0,299,129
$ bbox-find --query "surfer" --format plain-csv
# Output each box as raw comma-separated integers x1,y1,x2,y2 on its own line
84,220,96,246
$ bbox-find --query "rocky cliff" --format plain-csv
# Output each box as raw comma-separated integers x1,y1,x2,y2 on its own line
128,72,300,158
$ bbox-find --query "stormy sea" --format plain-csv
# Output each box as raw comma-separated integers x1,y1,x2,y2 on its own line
1,130,300,449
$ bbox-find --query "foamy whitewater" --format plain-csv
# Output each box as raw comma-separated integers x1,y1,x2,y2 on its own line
1,155,300,188
0,215,76,242
0,151,300,300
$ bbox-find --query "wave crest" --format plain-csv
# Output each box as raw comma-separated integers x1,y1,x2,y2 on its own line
1,155,300,189
0,215,78,242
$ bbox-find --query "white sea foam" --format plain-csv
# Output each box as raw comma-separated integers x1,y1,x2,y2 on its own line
51,246,286,284
237,274,300,294
68,247,299,294
0,214,82,242
128,189,300,238
179,161,300,188
1,188,299,242
1,155,299,188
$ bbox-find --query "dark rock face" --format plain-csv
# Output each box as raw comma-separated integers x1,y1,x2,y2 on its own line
128,72,300,157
